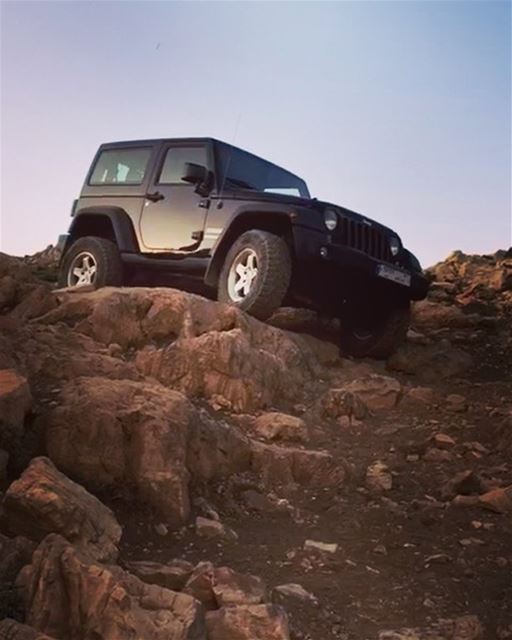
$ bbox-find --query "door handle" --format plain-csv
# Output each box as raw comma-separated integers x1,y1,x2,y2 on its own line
145,191,165,202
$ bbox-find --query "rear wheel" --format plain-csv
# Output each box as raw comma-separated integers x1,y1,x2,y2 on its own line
58,236,123,289
339,302,411,359
218,230,291,320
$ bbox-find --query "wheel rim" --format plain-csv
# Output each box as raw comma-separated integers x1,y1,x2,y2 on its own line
67,251,97,287
227,248,259,302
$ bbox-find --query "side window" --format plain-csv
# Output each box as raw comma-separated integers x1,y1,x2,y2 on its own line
158,147,207,185
89,148,151,185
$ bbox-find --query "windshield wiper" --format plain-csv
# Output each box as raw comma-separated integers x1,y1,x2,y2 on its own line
225,177,257,190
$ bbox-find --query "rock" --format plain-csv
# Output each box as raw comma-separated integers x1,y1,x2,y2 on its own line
253,412,309,443
251,441,346,492
183,561,217,609
402,386,437,407
206,604,290,640
0,369,32,452
366,461,392,492
0,533,35,583
195,516,238,541
272,583,318,606
186,413,252,483
17,534,205,640
212,566,267,606
2,457,121,562
155,523,169,536
124,559,194,591
423,448,453,463
0,619,56,640
441,470,484,500
337,375,401,412
322,388,368,421
478,485,512,513
446,393,468,412
412,300,478,332
42,287,335,413
432,433,457,449
388,343,473,382
45,377,193,525
304,540,338,554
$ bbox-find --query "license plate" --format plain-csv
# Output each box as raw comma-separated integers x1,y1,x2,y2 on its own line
377,264,411,287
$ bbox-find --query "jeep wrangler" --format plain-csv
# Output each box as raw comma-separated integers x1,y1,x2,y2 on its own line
57,138,429,358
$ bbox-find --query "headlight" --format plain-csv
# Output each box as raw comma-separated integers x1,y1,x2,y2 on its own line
324,209,338,231
389,236,401,256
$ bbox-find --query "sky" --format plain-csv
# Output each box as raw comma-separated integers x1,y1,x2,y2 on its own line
1,0,510,268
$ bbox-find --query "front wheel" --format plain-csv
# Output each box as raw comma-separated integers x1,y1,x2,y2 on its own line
339,302,411,359
58,236,123,289
218,230,291,320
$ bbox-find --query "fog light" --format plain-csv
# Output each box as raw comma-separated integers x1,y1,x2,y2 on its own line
320,247,328,258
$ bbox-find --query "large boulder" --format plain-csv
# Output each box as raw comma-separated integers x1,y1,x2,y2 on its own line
45,377,193,525
39,287,334,412
17,534,206,640
206,604,290,640
2,457,121,562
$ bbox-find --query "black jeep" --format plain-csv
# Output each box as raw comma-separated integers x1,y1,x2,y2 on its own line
58,138,428,357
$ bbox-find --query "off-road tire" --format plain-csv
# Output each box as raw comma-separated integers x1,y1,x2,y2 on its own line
58,236,123,289
339,303,411,359
218,230,291,320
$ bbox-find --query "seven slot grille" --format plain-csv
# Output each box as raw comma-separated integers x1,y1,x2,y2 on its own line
336,215,392,262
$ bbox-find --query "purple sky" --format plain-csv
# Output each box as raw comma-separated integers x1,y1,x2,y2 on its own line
1,0,510,267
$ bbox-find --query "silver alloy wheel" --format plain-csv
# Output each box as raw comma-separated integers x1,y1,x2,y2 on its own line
227,248,259,302
67,251,98,287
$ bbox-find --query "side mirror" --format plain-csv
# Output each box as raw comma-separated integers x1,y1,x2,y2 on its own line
182,162,207,185
182,162,213,197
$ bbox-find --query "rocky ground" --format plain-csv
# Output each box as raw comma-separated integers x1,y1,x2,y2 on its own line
0,246,511,640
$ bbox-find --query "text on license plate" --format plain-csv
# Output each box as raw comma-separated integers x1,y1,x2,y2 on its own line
377,264,411,287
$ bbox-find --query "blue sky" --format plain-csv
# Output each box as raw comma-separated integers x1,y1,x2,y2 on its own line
1,0,510,266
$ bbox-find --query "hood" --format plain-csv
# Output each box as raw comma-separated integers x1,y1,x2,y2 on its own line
218,189,397,237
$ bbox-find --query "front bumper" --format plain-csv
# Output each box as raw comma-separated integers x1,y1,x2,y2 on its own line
292,225,429,301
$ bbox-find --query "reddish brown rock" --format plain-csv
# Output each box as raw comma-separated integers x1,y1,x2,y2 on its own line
402,386,437,407
17,534,205,640
251,441,346,491
2,457,121,562
212,566,267,607
124,559,194,591
366,461,392,493
45,377,192,524
337,374,401,412
478,485,512,513
446,393,468,413
0,619,56,640
0,533,35,583
195,516,238,541
0,369,31,451
39,287,335,413
388,342,473,382
253,412,309,443
433,433,457,449
206,604,290,640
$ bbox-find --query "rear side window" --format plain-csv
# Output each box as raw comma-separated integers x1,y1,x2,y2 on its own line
89,147,151,185
158,146,207,184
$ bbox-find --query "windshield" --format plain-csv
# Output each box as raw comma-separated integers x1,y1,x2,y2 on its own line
216,143,310,199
